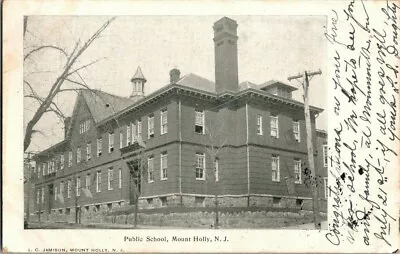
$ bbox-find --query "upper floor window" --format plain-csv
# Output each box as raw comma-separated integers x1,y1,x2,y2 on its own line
294,159,302,184
76,177,81,197
118,169,122,189
195,110,205,134
160,109,168,135
37,189,40,204
77,147,81,164
37,165,41,178
108,168,114,190
86,142,91,161
137,120,142,139
85,174,91,189
215,158,219,182
54,186,58,201
147,156,154,183
60,181,64,195
270,115,279,138
160,152,168,180
42,163,46,176
96,171,101,193
79,119,91,134
195,153,205,180
148,115,154,139
41,187,45,203
68,151,72,167
97,138,102,157
271,155,280,182
324,177,328,199
293,120,300,142
127,125,131,146
257,114,263,135
131,123,136,143
323,144,328,167
60,154,65,170
119,131,124,149
67,180,71,198
109,132,114,153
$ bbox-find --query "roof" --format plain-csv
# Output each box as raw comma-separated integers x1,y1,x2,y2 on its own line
259,80,298,92
33,140,68,159
239,81,258,90
131,66,146,82
176,73,216,93
316,129,328,137
81,89,134,123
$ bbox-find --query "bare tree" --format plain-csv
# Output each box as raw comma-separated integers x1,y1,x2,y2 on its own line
204,115,229,229
23,17,116,152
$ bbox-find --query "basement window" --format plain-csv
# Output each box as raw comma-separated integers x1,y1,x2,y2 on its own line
147,198,153,206
160,197,167,207
296,199,304,208
95,205,100,212
107,203,112,210
195,196,205,207
85,206,89,212
66,208,70,215
272,197,281,205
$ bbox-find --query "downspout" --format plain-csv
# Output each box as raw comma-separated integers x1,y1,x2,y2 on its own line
245,103,250,207
178,97,183,207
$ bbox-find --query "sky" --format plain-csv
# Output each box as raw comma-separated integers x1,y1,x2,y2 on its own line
24,15,327,153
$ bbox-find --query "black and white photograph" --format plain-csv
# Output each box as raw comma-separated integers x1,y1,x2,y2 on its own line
3,1,399,253
23,15,328,230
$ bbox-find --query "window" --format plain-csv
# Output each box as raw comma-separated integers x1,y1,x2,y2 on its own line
294,159,302,184
109,132,114,153
37,165,41,178
160,197,167,207
293,120,300,142
96,171,101,193
131,123,136,143
85,174,91,189
118,169,122,189
215,158,219,182
68,151,72,167
37,189,40,204
47,161,51,174
147,156,154,182
42,163,46,176
86,143,91,161
97,138,102,157
41,187,44,203
148,115,154,138
137,120,142,139
55,186,58,200
270,115,279,138
67,180,71,198
127,125,131,146
271,155,280,182
79,119,90,134
119,131,123,149
195,110,205,134
60,181,64,196
323,145,328,167
324,177,328,199
160,109,168,135
77,147,81,164
60,154,65,170
160,152,168,180
195,153,205,180
257,114,263,135
108,168,114,190
76,177,81,197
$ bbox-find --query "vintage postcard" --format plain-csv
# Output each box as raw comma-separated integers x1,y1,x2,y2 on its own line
2,0,399,253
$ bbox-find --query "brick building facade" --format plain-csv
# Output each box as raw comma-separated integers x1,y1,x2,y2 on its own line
31,17,328,218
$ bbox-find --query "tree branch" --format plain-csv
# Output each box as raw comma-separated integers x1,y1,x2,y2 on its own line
24,45,68,61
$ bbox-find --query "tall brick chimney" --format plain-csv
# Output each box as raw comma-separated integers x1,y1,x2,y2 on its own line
213,17,239,93
64,116,71,139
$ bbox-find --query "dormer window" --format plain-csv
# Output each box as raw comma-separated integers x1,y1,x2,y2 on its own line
79,119,90,134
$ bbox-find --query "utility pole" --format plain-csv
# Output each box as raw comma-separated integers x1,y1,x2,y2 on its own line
288,70,322,230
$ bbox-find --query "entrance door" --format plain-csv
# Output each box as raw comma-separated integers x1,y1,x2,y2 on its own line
127,160,141,205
